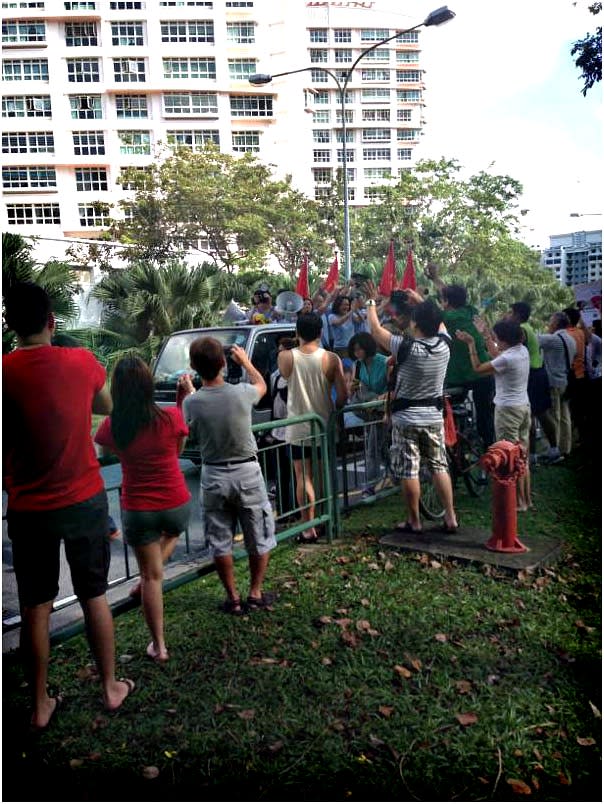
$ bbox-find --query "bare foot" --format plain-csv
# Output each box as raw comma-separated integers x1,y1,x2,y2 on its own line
30,694,62,731
104,678,135,712
146,641,169,664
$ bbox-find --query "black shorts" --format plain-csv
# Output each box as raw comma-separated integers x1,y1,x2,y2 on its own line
7,490,110,607
528,366,551,416
289,443,323,461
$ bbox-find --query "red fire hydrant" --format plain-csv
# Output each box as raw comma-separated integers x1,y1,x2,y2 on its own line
479,440,528,554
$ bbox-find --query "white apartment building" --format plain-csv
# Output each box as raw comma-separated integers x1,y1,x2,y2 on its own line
1,0,428,266
541,229,602,288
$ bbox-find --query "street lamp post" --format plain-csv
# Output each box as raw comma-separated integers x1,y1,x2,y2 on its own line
250,6,455,281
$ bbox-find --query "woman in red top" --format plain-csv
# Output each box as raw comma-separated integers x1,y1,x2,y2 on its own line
95,356,191,663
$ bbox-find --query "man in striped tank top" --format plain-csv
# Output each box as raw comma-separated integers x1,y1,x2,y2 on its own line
279,313,348,544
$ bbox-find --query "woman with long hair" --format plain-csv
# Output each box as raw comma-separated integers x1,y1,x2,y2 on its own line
94,355,191,663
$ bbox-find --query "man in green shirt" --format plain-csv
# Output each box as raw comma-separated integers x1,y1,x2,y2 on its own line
425,263,495,449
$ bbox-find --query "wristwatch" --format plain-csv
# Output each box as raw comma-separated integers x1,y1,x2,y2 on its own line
366,299,377,307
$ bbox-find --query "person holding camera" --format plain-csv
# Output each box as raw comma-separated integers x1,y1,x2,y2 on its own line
328,295,365,357
249,289,281,324
180,339,276,614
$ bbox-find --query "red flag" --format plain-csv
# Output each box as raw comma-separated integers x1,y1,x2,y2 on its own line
295,252,310,298
324,252,339,293
378,240,396,296
399,247,417,291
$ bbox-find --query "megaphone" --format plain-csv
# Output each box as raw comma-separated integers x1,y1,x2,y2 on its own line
275,290,303,321
223,299,248,323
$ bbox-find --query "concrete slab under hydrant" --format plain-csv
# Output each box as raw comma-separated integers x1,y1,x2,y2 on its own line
379,525,563,573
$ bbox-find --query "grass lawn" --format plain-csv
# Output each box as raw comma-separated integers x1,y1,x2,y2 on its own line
3,455,601,801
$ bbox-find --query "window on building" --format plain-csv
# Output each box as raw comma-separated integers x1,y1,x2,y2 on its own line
396,51,419,63
79,203,110,226
309,28,327,43
397,148,412,160
159,0,212,5
2,165,56,189
361,88,390,102
335,109,353,124
163,57,216,79
227,58,256,79
67,58,100,83
314,187,330,200
226,21,255,43
118,129,151,154
363,148,390,160
337,149,354,163
344,90,354,104
113,58,146,82
311,69,328,83
70,94,102,118
313,149,330,163
360,28,388,42
2,131,54,154
229,94,272,117
231,130,260,152
361,69,390,82
226,1,253,6
312,110,330,123
115,94,147,117
160,20,214,43
163,91,218,115
75,167,108,191
2,1,45,7
65,22,97,46
333,28,351,43
397,108,412,122
397,70,421,83
310,48,328,63
363,48,389,61
64,2,96,9
2,20,45,43
3,95,51,117
347,187,355,200
167,129,219,149
313,167,331,183
396,90,421,102
364,167,391,179
335,129,354,143
313,129,330,143
6,202,60,225
396,31,419,43
313,90,329,105
2,58,48,81
334,48,352,63
334,69,348,82
117,165,151,189
72,130,105,155
362,108,390,121
397,129,419,140
362,128,390,141
110,2,146,8
110,21,145,46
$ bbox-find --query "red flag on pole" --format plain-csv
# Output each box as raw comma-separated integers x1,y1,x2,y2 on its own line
324,252,339,293
378,240,396,296
295,252,310,298
399,246,417,291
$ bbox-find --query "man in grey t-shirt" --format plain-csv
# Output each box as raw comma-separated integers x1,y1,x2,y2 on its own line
180,338,276,615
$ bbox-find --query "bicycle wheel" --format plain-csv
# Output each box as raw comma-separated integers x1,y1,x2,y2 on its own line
419,463,446,520
457,430,489,497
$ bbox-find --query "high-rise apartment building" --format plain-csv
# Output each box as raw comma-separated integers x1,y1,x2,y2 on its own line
1,0,428,265
541,230,602,288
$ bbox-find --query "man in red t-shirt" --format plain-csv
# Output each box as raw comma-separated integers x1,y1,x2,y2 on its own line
3,283,135,730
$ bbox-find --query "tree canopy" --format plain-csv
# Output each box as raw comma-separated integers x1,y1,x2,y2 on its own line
571,1,602,96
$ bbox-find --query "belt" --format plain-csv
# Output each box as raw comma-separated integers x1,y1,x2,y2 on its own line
203,456,257,467
391,396,443,412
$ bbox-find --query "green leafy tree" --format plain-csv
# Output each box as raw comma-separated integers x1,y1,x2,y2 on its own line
2,233,80,352
571,2,602,96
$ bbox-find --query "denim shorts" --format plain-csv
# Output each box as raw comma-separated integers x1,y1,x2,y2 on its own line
8,490,110,607
121,500,191,547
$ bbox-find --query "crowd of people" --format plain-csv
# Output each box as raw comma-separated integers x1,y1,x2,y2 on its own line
3,268,600,731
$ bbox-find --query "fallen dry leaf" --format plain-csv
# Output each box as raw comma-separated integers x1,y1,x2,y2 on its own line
214,703,225,714
589,701,601,719
531,776,540,791
367,562,380,570
430,560,442,569
341,631,359,648
335,618,353,629
434,633,448,643
335,607,349,615
378,706,394,718
314,615,332,627
76,665,97,682
368,734,385,748
142,766,160,780
514,748,524,757
118,654,134,664
384,560,394,571
576,736,596,746
356,619,372,632
321,657,333,666
237,709,256,721
366,628,380,637
90,715,108,731
360,598,370,607
335,556,350,564
410,658,422,671
558,772,570,785
455,712,478,727
455,680,472,695
249,657,279,666
394,665,412,679
88,751,102,761
69,759,84,769
487,674,500,685
478,777,489,785
533,748,543,761
268,740,284,753
574,619,595,634
506,778,532,795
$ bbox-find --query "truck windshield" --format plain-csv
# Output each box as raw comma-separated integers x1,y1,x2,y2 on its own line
153,329,249,383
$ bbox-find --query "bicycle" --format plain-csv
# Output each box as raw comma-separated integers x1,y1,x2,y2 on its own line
419,386,488,520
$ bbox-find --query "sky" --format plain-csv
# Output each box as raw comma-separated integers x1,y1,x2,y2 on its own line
380,0,602,249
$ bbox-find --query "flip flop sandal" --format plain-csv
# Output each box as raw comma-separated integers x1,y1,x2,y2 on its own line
440,521,459,534
246,591,277,611
29,693,64,734
218,599,245,616
395,522,423,534
105,678,136,714
295,530,319,544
